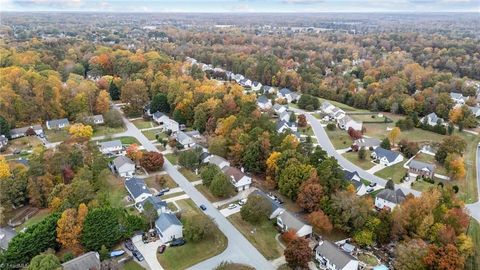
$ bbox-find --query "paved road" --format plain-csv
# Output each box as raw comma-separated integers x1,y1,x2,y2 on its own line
114,106,274,270
466,146,480,222
292,109,420,197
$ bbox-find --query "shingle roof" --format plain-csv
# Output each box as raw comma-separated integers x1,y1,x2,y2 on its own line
176,131,194,145
409,160,435,172
99,140,122,149
141,196,167,210
124,177,151,199
222,166,246,183
376,188,406,204
343,169,360,182
279,88,292,96
373,147,401,163
155,213,182,231
278,211,308,232
208,155,229,168
257,95,270,104
112,155,134,168
354,137,381,148
152,111,166,119
46,118,69,128
10,125,43,136
250,190,280,214
62,251,101,270
315,240,356,269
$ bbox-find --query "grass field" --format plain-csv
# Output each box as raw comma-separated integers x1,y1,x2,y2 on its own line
132,119,156,129
299,126,314,136
325,128,352,149
342,151,375,170
100,173,128,208
144,174,178,190
92,126,126,137
374,162,407,183
196,185,225,202
15,209,51,232
5,136,43,154
122,261,145,270
348,113,389,123
142,129,167,140
165,153,178,165
157,199,227,270
457,132,480,203
167,202,178,212
160,192,186,200
179,168,200,182
228,213,283,260
466,219,480,270
96,136,140,145
45,129,69,142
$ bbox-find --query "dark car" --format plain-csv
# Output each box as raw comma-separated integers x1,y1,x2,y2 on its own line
199,204,207,211
132,250,144,261
124,239,135,251
160,187,170,193
170,238,186,247
369,182,377,188
157,244,166,254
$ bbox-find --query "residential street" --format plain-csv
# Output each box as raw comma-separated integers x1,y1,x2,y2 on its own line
291,108,421,197
466,146,480,222
113,105,274,270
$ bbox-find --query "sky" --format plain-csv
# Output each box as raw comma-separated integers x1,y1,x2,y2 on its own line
1,0,479,13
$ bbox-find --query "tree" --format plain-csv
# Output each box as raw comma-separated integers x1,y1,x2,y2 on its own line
240,194,271,224
423,244,464,270
68,123,93,139
358,147,366,160
95,90,110,114
278,161,314,200
140,151,164,171
394,239,428,270
209,172,235,198
200,164,222,187
347,127,362,140
0,156,11,178
281,230,298,244
308,210,333,234
99,245,109,261
108,80,120,101
330,190,373,232
121,79,149,116
103,109,124,128
296,180,323,212
242,141,265,173
57,208,82,254
385,179,395,190
380,137,391,150
444,154,466,180
150,93,170,113
81,207,121,251
126,144,143,163
0,116,10,137
388,127,401,146
142,201,158,230
297,114,307,127
183,214,215,242
284,238,312,269
178,148,201,170
435,135,467,164
298,94,320,110
28,253,61,270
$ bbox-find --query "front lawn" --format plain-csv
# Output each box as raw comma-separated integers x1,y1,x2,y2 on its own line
374,162,407,183
122,261,145,270
298,126,314,136
142,129,167,141
160,192,186,200
157,199,228,270
45,129,69,142
325,129,352,149
227,213,283,260
164,153,178,165
195,184,226,202
342,151,374,170
144,174,178,190
179,168,200,182
466,219,480,270
132,119,156,129
96,136,140,145
92,126,126,137
5,136,43,154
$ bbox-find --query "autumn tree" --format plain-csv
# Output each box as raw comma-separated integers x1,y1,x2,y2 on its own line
0,156,11,178
281,230,297,244
240,194,271,224
126,144,143,163
284,238,312,269
297,114,307,127
140,151,164,171
394,239,428,270
95,90,110,114
424,244,464,270
278,160,314,200
308,210,333,234
347,127,362,140
57,208,82,254
265,151,281,188
435,135,467,164
68,123,93,139
296,178,323,212
444,154,466,180
388,127,401,146
121,79,149,116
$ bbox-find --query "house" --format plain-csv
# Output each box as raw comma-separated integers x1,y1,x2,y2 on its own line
98,140,123,155
450,92,468,105
176,131,195,148
0,227,16,251
277,88,295,102
262,85,276,94
276,211,312,238
371,147,404,166
0,135,8,149
207,155,230,169
469,106,480,117
337,115,362,131
273,104,287,115
331,107,346,121
408,160,436,178
233,74,245,82
240,78,253,88
111,155,135,177
250,190,285,219
420,112,444,127
164,118,180,133
84,114,104,125
315,240,359,270
137,196,168,214
199,151,211,163
251,81,262,91
155,213,183,243
321,101,335,114
222,166,251,191
279,111,292,122
9,125,44,139
62,251,101,270
290,92,301,102
375,188,406,211
276,120,298,133
185,130,201,139
46,118,70,130
343,170,367,196
152,111,170,125
257,95,273,110
353,137,380,150
125,177,152,204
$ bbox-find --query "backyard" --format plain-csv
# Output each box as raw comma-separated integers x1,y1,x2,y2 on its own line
45,129,69,142
325,128,352,149
96,136,140,145
227,213,283,260
144,174,178,190
14,208,51,233
342,151,375,170
4,136,43,154
374,162,407,184
157,199,227,270
348,113,390,123
179,168,200,182
132,119,157,129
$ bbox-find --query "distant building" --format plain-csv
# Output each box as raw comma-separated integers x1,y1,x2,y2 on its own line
315,240,359,270
152,111,169,125
62,251,101,270
353,137,380,149
337,115,362,131
321,102,335,114
262,85,276,94
222,166,251,191
251,81,262,91
279,111,292,122
207,155,230,170
375,188,406,211
0,135,8,149
9,125,43,139
273,104,287,115
450,92,468,105
84,114,104,125
257,95,272,110
46,118,70,130
420,112,445,127
176,131,195,148
98,140,123,155
408,160,436,178
276,120,298,133
155,213,183,243
469,106,480,117
371,147,404,166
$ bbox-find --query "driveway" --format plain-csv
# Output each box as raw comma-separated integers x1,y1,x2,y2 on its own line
132,234,162,270
113,105,273,270
466,146,480,222
220,205,241,217
366,163,387,174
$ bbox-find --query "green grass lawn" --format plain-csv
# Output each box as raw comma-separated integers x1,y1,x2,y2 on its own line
132,119,156,129
374,162,407,183
457,132,480,203
349,113,389,123
466,219,480,270
164,153,178,165
5,136,43,154
96,136,140,145
325,128,352,149
342,151,375,170
92,126,126,137
142,129,167,141
318,98,369,113
15,209,51,232
167,202,178,212
99,173,128,208
45,129,69,142
158,199,228,270
227,213,282,260
122,261,145,270
195,185,227,202
299,126,314,136
409,179,438,193
160,191,186,200
144,174,178,190
179,168,200,182
358,253,378,267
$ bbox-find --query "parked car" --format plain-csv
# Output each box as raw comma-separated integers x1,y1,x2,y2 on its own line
238,199,247,206
199,204,207,211
13,149,21,155
157,245,166,254
124,239,135,251
369,182,377,188
228,204,237,210
132,250,144,261
366,188,374,193
170,238,186,247
160,188,170,193
155,191,165,197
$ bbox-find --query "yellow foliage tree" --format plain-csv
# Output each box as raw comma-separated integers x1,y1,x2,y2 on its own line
266,151,281,188
445,154,466,180
57,208,82,254
448,107,463,124
49,197,62,211
388,127,401,146
68,123,93,139
126,144,143,162
280,134,299,151
95,90,111,114
215,115,237,136
0,156,11,179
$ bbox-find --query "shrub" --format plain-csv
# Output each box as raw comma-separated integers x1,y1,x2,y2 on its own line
326,123,336,131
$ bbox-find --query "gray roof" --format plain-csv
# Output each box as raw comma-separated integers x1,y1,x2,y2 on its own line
10,125,43,136
278,211,308,231
250,190,280,214
62,251,101,270
252,81,261,87
424,112,442,124
273,103,285,110
112,155,134,168
99,140,122,149
376,188,406,204
257,95,270,104
354,137,381,148
373,147,401,163
343,170,360,182
0,135,7,143
279,88,291,96
409,160,435,172
141,196,167,210
208,155,229,167
199,151,211,162
469,106,480,114
262,85,273,92
450,92,467,100
86,114,104,123
176,131,194,144
155,213,182,231
321,101,333,110
152,111,166,119
46,118,70,128
124,177,151,199
0,227,16,250
315,240,356,269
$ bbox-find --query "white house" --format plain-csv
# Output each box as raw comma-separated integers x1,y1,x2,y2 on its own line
124,177,152,204
46,118,70,130
375,188,406,211
321,102,335,114
371,147,404,166
62,251,101,270
9,125,44,139
450,92,468,105
273,104,287,115
276,120,298,133
155,213,183,243
222,166,251,191
251,81,262,91
331,108,346,121
98,140,123,155
315,240,359,270
353,137,381,149
152,111,170,125
420,112,445,127
240,78,253,88
233,74,245,82
137,196,168,215
164,118,180,133
276,211,312,238
343,170,368,196
207,155,230,170
111,155,135,177
0,135,8,149
337,115,362,131
85,115,104,125
279,111,292,122
176,131,195,148
262,85,276,94
250,190,285,219
257,95,273,110
469,106,480,117
277,88,294,103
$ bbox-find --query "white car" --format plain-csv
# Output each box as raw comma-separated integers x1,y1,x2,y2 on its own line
238,198,247,206
228,204,238,210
